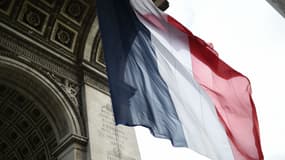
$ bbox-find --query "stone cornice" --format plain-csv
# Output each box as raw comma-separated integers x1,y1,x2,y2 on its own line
0,23,79,82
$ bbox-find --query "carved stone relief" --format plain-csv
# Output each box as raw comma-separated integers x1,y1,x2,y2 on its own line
0,0,147,159
0,0,95,57
0,30,78,82
0,34,81,108
61,0,89,26
47,72,80,107
17,1,49,35
51,20,78,52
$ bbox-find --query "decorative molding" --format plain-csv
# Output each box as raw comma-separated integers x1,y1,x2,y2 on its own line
1,0,96,58
0,50,81,115
60,0,89,26
0,50,80,108
17,1,50,35
82,62,109,95
0,21,77,63
0,54,88,160
0,0,15,16
53,134,88,157
83,16,99,62
90,31,107,74
83,73,110,95
0,85,58,160
0,29,78,82
95,40,106,68
51,20,78,53
0,23,110,109
40,0,57,8
47,72,80,107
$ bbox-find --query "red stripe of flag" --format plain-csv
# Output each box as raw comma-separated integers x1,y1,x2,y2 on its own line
167,15,264,160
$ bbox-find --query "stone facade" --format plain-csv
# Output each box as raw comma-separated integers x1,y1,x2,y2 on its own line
0,0,171,159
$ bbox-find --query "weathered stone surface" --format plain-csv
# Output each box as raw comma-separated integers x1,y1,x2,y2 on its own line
0,0,165,159
84,85,141,160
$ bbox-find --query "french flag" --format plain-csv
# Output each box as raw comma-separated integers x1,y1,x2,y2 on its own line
96,0,263,159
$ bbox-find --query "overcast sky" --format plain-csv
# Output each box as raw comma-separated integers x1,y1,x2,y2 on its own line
135,0,285,159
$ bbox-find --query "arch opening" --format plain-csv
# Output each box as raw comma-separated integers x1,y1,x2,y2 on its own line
0,84,57,160
0,55,86,160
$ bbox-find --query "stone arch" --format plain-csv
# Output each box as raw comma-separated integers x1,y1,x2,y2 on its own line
82,15,106,77
0,54,87,160
83,15,100,63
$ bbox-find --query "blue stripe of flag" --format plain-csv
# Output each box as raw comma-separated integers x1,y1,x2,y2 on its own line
97,0,187,147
